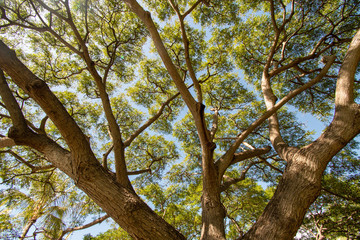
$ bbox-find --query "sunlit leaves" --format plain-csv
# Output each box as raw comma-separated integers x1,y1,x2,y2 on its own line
302,174,360,239
202,74,254,110
129,59,176,107
128,133,179,188
223,178,271,238
138,182,202,239
0,0,360,239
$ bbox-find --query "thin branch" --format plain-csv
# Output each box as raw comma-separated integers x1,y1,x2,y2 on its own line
220,161,261,192
321,187,360,203
5,149,35,169
168,0,203,103
210,108,219,141
102,144,113,170
226,213,244,238
124,93,179,147
59,214,110,239
2,149,55,173
124,75,211,148
183,0,203,18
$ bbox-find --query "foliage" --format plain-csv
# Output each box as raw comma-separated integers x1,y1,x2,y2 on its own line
0,0,359,239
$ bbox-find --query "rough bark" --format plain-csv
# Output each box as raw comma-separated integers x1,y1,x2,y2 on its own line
121,1,226,238
242,105,360,239
242,29,360,240
0,41,186,240
200,144,226,240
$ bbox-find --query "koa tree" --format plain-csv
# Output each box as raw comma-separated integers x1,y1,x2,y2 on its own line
0,0,360,239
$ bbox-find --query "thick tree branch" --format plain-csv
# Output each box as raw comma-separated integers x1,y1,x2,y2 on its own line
0,137,15,148
263,55,336,160
335,29,360,107
122,0,197,113
31,0,130,187
0,69,27,131
217,55,336,178
0,40,97,179
23,0,129,186
231,147,272,165
243,31,360,239
122,2,213,197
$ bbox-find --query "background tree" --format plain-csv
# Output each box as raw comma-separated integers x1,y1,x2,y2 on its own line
0,0,359,239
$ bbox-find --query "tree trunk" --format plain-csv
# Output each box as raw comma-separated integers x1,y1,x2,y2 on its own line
241,151,322,239
200,144,226,240
242,105,360,239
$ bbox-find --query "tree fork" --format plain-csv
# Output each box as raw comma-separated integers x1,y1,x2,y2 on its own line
0,40,186,240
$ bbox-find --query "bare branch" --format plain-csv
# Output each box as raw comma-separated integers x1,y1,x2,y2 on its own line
124,93,179,147
269,0,279,33
102,144,113,170
169,0,203,103
4,149,35,169
231,146,271,165
59,215,110,239
210,108,219,141
220,161,261,192
127,168,151,175
335,29,360,107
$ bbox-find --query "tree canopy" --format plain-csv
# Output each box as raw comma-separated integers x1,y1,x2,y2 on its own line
0,0,359,239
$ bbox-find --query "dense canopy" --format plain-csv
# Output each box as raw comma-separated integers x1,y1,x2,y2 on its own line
0,0,360,239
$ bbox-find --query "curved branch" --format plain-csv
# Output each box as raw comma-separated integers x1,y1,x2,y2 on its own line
59,214,110,240
263,55,336,160
122,0,197,113
220,161,261,192
0,40,96,179
217,55,336,178
124,93,180,147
